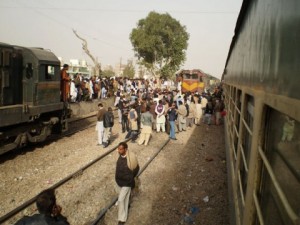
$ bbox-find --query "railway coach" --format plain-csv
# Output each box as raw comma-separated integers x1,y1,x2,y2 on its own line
0,43,69,155
222,0,300,225
176,69,220,94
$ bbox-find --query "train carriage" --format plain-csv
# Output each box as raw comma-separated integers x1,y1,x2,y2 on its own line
222,0,300,225
0,43,68,155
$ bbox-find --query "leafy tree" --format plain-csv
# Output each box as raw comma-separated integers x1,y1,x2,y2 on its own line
101,69,115,77
130,11,189,79
123,60,135,78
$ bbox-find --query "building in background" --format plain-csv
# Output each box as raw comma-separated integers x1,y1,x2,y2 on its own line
59,57,92,79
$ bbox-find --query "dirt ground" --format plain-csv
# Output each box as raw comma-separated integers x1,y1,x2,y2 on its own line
104,123,229,225
0,107,229,225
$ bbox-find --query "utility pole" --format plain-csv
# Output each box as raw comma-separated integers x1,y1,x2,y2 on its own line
72,29,101,77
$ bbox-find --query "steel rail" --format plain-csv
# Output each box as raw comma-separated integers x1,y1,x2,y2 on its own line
0,137,133,223
0,104,139,223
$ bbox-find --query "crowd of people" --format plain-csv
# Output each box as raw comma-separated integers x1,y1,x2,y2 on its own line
11,64,225,225
97,85,225,147
60,64,173,103
14,83,224,225
95,85,225,225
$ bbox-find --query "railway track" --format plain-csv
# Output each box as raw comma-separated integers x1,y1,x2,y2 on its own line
0,119,172,225
0,119,229,225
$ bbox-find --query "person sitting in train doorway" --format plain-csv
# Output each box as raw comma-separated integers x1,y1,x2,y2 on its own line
115,142,140,225
103,107,114,148
96,103,106,146
138,105,154,146
177,101,187,132
15,188,69,225
60,64,70,102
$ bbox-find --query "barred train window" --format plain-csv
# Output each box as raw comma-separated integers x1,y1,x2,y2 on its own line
238,94,254,219
240,95,253,193
260,109,300,225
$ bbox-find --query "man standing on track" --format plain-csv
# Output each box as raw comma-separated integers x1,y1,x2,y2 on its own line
96,103,106,146
168,102,178,140
138,105,154,146
177,101,187,132
103,107,114,148
155,99,166,133
115,142,139,225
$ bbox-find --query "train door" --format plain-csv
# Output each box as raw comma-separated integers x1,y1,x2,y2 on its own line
0,50,3,105
0,48,11,106
0,47,23,106
22,53,35,105
36,64,61,105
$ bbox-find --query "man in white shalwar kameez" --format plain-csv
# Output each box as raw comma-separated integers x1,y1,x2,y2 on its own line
155,100,166,132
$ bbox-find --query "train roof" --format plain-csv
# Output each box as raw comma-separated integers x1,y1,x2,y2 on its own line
26,47,60,64
222,0,250,79
0,42,14,48
222,0,300,99
0,42,59,64
177,69,205,74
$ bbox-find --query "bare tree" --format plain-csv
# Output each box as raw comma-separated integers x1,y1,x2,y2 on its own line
72,29,101,76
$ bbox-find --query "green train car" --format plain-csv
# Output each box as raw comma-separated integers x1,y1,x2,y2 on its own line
0,43,68,155
222,0,300,225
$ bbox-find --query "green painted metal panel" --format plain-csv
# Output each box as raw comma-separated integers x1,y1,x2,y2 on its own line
223,0,300,100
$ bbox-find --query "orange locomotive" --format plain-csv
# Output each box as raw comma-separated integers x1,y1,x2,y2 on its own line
176,69,205,93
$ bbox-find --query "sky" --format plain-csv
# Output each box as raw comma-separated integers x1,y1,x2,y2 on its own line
0,0,242,79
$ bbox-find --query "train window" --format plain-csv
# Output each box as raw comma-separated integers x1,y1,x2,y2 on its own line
237,94,254,216
45,65,55,80
232,89,242,161
26,63,33,79
3,50,10,66
183,73,190,79
199,76,203,82
258,109,300,225
191,74,198,79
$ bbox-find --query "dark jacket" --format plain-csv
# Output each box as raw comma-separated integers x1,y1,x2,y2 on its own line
103,111,114,128
14,214,69,225
168,108,177,121
97,108,106,121
115,156,139,188
205,102,214,114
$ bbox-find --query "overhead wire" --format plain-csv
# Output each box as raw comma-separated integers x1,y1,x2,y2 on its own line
9,0,131,51
0,5,238,14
